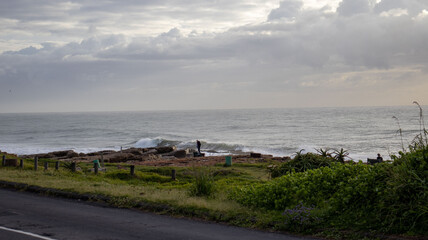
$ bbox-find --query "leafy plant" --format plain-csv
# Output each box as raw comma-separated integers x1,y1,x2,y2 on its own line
386,145,428,233
188,167,216,197
269,151,333,178
315,148,333,158
332,148,351,163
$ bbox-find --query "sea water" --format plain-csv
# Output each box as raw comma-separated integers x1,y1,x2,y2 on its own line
0,106,425,160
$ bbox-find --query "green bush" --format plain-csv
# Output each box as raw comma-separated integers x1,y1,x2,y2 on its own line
232,163,384,210
269,152,334,178
188,168,216,197
383,147,428,233
230,147,428,234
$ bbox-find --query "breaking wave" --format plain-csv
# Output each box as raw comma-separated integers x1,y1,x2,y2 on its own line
132,137,295,157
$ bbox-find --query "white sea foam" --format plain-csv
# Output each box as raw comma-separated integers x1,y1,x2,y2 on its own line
134,138,163,148
1,144,118,156
240,146,287,157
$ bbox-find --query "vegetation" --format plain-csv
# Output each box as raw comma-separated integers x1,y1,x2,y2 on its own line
1,105,427,239
230,104,428,236
188,167,216,197
268,148,350,178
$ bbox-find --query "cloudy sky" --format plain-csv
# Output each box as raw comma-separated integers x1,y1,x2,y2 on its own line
1,0,428,113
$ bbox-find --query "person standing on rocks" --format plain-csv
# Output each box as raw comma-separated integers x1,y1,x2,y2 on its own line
377,153,383,162
196,140,201,155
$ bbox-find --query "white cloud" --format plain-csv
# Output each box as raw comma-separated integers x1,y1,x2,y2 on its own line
0,0,428,112
415,9,428,20
380,8,408,17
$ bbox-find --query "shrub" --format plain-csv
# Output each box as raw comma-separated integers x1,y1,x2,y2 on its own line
282,203,321,232
269,152,334,178
188,167,216,197
384,146,428,233
232,163,384,211
231,147,428,234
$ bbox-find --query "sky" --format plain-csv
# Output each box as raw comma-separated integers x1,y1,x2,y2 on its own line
1,0,428,113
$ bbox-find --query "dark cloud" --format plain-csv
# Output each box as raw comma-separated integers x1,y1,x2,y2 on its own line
337,0,372,16
1,0,428,112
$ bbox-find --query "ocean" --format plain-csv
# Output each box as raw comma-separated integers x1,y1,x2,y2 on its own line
0,106,425,160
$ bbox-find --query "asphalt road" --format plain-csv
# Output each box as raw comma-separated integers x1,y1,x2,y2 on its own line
0,189,315,240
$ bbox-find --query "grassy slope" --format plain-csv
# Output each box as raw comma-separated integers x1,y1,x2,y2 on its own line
0,158,282,230
2,155,423,240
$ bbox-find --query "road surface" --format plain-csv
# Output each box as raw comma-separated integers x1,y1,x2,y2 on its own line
0,188,315,240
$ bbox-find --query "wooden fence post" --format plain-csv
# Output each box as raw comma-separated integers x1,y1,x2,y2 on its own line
20,159,24,168
44,162,48,171
55,161,60,170
130,165,135,176
94,162,99,174
100,153,105,167
34,156,38,171
71,162,76,172
2,155,5,167
171,169,176,181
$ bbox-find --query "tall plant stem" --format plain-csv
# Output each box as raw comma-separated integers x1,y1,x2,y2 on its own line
393,116,405,152
413,101,427,145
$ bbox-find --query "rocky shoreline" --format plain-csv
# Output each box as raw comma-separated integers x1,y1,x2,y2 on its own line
12,147,290,167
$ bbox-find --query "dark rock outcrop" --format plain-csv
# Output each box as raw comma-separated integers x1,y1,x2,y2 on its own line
172,150,187,158
123,148,143,156
156,146,176,154
250,152,262,158
106,153,139,163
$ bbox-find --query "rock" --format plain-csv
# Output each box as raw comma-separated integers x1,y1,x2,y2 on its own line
141,149,158,156
33,153,54,159
107,153,138,163
162,156,177,160
142,148,150,153
87,150,116,156
141,154,160,161
156,146,176,154
184,148,194,154
51,150,71,157
193,152,205,157
123,148,143,155
162,149,188,158
173,150,187,158
42,150,79,159
66,151,79,158
250,152,262,158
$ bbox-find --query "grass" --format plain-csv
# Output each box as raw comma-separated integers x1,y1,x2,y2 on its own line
1,143,426,239
0,158,280,229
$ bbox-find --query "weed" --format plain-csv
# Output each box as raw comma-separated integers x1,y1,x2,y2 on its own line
188,167,216,197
